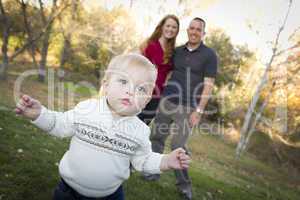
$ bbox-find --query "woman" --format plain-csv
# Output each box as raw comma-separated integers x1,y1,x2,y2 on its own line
138,14,179,125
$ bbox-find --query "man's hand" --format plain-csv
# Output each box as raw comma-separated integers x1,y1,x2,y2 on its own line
190,77,214,127
160,148,191,171
189,111,201,127
15,94,42,120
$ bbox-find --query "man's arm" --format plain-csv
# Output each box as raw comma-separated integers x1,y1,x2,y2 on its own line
197,77,215,112
189,77,215,127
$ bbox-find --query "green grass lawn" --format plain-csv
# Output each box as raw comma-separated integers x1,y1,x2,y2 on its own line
1,109,299,200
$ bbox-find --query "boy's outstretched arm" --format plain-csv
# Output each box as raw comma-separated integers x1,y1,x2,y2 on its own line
160,148,191,171
15,94,77,138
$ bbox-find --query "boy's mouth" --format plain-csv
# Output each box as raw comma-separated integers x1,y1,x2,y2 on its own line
121,98,132,106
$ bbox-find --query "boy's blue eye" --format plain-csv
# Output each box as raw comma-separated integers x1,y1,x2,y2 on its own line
137,86,147,93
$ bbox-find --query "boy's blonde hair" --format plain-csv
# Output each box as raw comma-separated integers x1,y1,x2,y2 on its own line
103,53,157,82
99,53,157,97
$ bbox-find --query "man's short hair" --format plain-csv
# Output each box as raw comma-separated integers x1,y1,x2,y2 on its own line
192,17,206,31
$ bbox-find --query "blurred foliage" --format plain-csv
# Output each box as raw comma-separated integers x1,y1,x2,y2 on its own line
0,0,45,52
205,28,255,86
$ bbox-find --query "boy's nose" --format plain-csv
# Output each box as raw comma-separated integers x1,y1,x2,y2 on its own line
126,91,134,96
125,85,135,96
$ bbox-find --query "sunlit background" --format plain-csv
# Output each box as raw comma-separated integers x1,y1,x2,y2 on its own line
86,0,300,62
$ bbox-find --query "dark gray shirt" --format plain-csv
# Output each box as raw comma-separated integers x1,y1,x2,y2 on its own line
162,42,218,108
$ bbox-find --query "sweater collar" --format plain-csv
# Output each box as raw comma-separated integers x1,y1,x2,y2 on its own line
99,96,136,125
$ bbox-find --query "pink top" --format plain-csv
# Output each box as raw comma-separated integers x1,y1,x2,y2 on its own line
143,40,173,98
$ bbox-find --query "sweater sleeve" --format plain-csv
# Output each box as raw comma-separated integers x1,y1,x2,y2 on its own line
130,128,164,174
31,100,92,138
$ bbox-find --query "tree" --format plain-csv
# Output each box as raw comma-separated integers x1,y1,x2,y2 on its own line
0,0,70,80
0,0,23,79
74,6,139,72
236,0,295,158
37,0,57,82
57,0,83,81
18,0,41,69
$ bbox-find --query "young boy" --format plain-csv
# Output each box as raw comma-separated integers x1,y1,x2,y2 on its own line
15,53,191,200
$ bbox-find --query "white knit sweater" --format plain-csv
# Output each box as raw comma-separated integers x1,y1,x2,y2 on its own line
32,97,163,197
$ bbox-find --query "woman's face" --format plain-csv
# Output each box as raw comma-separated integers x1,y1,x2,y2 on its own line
161,18,179,40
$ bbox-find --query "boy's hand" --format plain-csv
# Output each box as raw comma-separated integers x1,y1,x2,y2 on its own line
189,111,201,127
15,94,42,120
160,148,191,171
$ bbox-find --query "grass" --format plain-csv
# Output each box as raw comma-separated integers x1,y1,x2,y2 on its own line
1,72,300,200
1,109,299,200
0,110,68,200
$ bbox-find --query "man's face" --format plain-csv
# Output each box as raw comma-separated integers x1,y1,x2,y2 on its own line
104,66,156,117
187,20,205,46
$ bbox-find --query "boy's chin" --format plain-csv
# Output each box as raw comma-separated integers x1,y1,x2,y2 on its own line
116,108,141,117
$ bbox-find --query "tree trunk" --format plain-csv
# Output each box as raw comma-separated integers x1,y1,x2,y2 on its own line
0,0,10,79
58,37,71,81
37,0,57,82
38,27,51,82
20,0,38,68
0,27,9,80
58,0,78,81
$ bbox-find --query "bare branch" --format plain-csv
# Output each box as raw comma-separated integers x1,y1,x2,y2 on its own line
272,0,293,54
275,43,300,57
9,1,71,61
288,26,300,41
0,0,9,25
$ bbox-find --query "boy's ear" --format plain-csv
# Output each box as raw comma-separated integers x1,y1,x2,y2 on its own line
102,79,107,87
100,79,108,96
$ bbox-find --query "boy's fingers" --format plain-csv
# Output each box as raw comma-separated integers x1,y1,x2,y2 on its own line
178,153,189,159
16,102,26,112
22,94,30,102
180,161,189,166
25,98,34,107
21,95,35,107
28,98,39,107
180,159,191,168
181,164,189,169
176,148,186,155
20,99,31,107
179,162,189,169
180,159,191,165
15,108,22,114
180,159,191,164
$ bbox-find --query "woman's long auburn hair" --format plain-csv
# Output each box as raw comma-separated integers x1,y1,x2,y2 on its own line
140,14,179,64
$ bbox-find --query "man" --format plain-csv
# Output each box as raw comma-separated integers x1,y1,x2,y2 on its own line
144,17,218,200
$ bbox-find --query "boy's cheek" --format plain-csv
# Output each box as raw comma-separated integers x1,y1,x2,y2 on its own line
144,94,152,104
133,97,148,110
140,97,152,109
